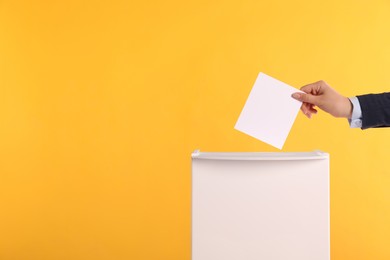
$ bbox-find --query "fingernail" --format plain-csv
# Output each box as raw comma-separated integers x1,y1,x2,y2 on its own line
292,93,301,99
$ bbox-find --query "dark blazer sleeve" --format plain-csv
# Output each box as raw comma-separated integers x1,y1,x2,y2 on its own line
357,93,390,129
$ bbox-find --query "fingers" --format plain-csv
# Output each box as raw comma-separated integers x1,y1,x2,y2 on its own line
300,102,317,118
293,80,328,118
300,80,326,95
291,92,318,105
309,105,318,114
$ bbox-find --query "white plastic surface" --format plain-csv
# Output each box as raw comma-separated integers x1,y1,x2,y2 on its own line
192,150,328,161
192,150,330,260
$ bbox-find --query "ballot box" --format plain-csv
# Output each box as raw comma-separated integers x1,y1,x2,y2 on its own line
191,150,329,260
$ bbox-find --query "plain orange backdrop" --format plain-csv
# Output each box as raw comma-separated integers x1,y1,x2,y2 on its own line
1,0,390,259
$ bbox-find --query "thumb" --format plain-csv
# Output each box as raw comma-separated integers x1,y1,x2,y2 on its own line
291,92,319,105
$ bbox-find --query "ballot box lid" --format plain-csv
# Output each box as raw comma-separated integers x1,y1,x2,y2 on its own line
191,150,328,161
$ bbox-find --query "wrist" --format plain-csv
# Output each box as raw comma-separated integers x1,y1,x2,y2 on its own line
344,97,353,118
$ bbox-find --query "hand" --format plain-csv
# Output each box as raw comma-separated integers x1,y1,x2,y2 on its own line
291,80,353,119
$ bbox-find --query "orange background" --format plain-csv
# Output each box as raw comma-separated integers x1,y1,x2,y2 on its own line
1,0,390,259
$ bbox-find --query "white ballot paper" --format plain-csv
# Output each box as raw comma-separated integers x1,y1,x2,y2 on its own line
235,72,302,149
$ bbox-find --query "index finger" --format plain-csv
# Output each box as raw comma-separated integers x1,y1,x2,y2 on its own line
300,80,324,95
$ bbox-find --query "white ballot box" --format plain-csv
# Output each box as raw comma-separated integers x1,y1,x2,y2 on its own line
191,150,329,260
